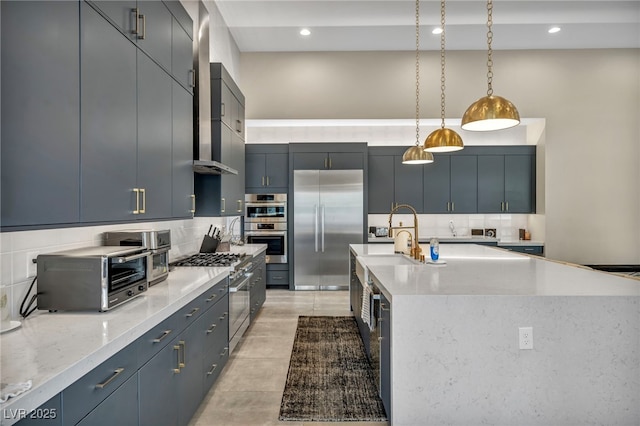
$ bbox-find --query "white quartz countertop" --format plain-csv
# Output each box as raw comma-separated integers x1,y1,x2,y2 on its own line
0,245,266,425
351,244,640,300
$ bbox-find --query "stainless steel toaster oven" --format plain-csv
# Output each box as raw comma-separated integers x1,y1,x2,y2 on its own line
37,246,149,312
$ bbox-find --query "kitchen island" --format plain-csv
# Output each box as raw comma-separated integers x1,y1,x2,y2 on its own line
0,245,266,426
350,244,639,426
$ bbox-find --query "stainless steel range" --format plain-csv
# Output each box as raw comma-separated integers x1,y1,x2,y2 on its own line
170,252,252,353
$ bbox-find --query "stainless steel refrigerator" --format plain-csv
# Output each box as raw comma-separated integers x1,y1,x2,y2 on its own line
293,169,364,290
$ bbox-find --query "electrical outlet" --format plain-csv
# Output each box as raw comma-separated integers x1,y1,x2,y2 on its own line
27,251,39,277
519,327,533,350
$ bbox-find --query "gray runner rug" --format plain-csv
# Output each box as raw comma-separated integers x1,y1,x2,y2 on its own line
279,316,387,422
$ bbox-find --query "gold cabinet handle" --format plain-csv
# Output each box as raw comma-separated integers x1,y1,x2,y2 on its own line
139,188,146,214
131,8,140,36
178,340,186,368
221,198,226,212
152,329,172,343
173,344,181,373
190,194,196,213
266,176,270,186
235,119,242,133
451,202,455,212
237,200,242,212
188,69,196,88
221,102,225,118
219,312,228,321
506,201,509,211
220,347,229,357
95,368,124,389
133,188,140,214
138,14,146,39
329,157,332,169
261,176,265,186
324,158,328,169
207,364,218,376
185,307,199,318
206,294,217,303
206,324,217,334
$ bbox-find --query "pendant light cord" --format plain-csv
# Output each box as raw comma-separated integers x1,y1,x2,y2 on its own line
414,0,421,147
439,0,446,129
486,0,494,96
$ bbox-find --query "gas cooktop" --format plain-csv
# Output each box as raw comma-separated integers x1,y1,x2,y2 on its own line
170,252,247,268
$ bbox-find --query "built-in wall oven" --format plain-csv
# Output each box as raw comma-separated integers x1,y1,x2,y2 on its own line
245,194,287,264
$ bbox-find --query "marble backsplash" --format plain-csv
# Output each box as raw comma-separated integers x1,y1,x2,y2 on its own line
0,216,243,322
368,213,531,241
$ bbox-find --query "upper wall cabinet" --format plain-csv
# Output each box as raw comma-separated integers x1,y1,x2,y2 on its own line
291,143,367,170
1,1,81,228
245,144,289,194
1,0,194,230
367,147,424,213
477,151,535,213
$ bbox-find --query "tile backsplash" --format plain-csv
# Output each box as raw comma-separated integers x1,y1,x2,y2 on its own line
369,213,530,241
0,217,243,321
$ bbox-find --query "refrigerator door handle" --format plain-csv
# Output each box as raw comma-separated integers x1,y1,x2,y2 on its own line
314,204,319,252
321,205,325,252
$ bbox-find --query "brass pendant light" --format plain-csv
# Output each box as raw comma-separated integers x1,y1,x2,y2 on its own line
461,0,520,131
424,0,464,153
402,0,434,165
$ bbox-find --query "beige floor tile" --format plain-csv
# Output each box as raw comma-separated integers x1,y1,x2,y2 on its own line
233,335,295,359
213,357,289,392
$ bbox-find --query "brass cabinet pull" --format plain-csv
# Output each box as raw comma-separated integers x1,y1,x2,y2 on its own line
207,364,218,376
190,194,196,213
152,329,172,343
178,340,186,368
131,8,140,35
451,202,455,212
329,157,332,169
206,294,217,302
506,202,509,211
324,158,328,169
138,14,146,39
501,201,504,211
261,176,265,186
221,198,226,212
266,176,270,186
237,200,242,212
188,69,196,88
206,324,217,334
221,103,226,117
236,119,242,133
220,347,229,357
95,368,124,389
185,307,199,318
173,345,181,373
219,312,228,321
139,188,146,214
133,188,140,214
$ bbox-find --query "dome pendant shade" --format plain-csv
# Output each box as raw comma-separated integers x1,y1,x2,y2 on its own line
461,95,520,131
424,128,464,153
402,145,434,164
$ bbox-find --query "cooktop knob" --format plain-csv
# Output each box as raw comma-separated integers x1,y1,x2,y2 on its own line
138,285,145,291
127,290,134,297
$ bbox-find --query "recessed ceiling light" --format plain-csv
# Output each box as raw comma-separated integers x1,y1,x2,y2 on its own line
548,27,561,34
432,27,443,35
300,28,311,36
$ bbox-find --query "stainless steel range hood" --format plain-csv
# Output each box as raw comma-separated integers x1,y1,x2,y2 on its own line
192,1,237,176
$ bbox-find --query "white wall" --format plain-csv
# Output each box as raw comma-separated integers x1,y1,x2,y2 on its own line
239,49,640,265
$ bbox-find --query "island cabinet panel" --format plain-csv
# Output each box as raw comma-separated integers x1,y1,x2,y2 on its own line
379,292,391,419
1,1,80,228
245,144,289,193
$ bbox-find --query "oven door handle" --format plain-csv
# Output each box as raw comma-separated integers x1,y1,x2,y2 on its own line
115,252,149,263
229,276,250,293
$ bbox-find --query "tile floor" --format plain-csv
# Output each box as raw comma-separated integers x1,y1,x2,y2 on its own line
188,290,389,426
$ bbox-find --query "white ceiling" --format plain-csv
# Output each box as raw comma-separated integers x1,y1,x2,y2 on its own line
213,0,640,52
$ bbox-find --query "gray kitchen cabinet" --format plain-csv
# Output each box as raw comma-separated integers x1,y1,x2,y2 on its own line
62,340,138,426
75,374,138,426
172,82,196,218
449,155,478,213
266,264,289,287
368,147,423,214
87,1,172,72
368,155,395,214
245,144,289,193
80,2,138,222
249,253,267,322
1,1,80,228
423,154,451,213
195,63,246,217
202,288,230,390
171,17,195,93
477,152,535,213
394,155,424,211
379,292,391,418
293,152,364,170
14,394,61,426
177,316,206,426
500,244,544,256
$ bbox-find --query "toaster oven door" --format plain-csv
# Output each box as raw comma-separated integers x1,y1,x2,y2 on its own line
109,252,149,293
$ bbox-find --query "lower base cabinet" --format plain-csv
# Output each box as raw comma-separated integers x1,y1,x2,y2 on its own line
266,264,289,288
17,277,230,426
379,293,391,418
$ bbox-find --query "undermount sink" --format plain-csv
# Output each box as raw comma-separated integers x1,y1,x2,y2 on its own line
355,254,419,284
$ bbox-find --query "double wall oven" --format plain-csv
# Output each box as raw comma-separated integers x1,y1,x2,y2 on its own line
244,194,287,264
